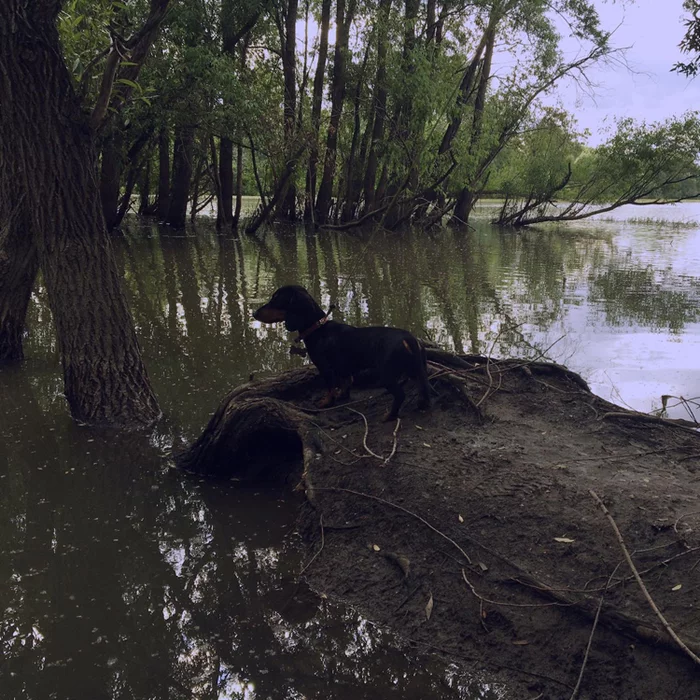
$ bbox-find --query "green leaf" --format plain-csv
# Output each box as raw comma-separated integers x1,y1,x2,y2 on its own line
117,78,141,91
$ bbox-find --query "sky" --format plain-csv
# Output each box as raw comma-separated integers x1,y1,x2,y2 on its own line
554,0,699,143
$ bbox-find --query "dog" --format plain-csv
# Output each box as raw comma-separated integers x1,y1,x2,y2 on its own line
253,285,431,420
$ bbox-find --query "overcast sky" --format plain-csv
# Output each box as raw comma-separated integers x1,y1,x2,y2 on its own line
555,0,698,143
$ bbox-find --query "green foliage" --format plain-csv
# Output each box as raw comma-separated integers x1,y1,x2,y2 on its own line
494,113,700,226
490,109,582,199
674,0,700,76
53,0,641,224
574,113,700,203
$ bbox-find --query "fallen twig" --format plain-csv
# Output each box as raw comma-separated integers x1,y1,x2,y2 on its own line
313,486,472,564
589,489,700,667
346,407,386,460
601,411,700,433
462,569,567,609
299,514,325,577
674,510,700,535
384,418,401,464
568,562,621,700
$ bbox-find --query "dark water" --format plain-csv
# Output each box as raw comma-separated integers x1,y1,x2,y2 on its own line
3,208,700,699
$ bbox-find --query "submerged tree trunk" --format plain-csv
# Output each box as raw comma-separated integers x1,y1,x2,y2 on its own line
0,1,161,426
0,216,38,363
166,126,195,229
233,143,244,229
218,137,234,229
139,157,153,215
157,127,170,220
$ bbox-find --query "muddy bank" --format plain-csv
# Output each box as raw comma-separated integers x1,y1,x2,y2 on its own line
181,349,700,699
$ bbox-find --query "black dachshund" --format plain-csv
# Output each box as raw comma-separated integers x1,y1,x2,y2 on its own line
254,285,431,420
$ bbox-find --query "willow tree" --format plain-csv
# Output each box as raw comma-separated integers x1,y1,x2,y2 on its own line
0,0,168,427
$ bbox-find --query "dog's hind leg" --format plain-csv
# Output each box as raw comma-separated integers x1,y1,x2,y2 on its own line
416,343,431,410
384,382,405,421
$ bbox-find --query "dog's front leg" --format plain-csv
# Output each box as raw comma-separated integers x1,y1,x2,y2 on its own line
317,371,338,408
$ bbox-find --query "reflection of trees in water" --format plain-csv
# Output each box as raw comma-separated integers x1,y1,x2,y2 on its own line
0,372,485,699
589,257,700,333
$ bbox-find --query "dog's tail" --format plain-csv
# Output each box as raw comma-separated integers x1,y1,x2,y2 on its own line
403,335,431,409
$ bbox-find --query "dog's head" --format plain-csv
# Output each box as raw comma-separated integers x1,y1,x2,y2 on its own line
253,285,325,332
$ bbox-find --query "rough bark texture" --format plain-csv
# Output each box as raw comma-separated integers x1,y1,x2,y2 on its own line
0,0,161,426
166,126,195,229
181,348,700,700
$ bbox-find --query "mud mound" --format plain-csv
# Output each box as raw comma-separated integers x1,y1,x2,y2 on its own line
181,349,700,699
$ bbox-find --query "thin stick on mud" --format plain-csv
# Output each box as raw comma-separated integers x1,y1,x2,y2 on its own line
346,407,385,460
462,569,567,609
299,514,325,577
589,489,700,667
384,418,401,465
568,562,622,700
313,486,472,564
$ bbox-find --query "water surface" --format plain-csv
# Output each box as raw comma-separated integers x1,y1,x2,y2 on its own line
3,206,700,698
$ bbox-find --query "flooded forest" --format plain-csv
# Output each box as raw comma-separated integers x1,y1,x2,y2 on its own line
2,1,700,699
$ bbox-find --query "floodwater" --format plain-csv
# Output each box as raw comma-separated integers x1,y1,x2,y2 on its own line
3,203,700,699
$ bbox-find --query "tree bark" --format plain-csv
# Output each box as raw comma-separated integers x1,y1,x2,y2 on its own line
0,1,161,426
157,127,170,220
166,126,195,229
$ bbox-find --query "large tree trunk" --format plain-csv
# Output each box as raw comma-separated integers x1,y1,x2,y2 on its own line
166,126,195,229
157,127,170,220
0,0,161,427
304,0,331,222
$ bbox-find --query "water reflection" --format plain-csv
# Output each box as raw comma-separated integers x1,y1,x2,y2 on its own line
0,373,489,699
4,212,700,699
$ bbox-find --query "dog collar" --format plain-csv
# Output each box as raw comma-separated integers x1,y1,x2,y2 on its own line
297,316,328,342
